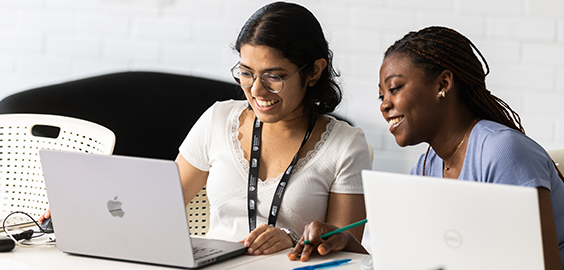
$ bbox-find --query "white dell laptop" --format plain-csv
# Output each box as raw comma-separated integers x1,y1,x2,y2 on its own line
39,149,246,268
361,170,545,270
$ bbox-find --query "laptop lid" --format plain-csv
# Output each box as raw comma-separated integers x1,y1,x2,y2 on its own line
39,149,245,268
361,170,544,270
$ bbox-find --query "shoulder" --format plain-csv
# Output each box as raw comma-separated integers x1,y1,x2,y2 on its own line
473,119,516,135
202,100,247,120
323,117,369,153
468,120,556,185
329,117,367,138
472,120,543,155
323,116,371,166
209,99,247,113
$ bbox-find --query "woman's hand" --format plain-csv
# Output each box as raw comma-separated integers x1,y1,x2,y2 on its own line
287,221,344,261
288,221,365,262
38,209,51,223
241,224,293,255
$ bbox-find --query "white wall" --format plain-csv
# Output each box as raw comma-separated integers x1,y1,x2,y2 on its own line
0,0,563,173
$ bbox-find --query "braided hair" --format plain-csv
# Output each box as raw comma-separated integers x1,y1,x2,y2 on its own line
387,26,564,182
384,26,524,134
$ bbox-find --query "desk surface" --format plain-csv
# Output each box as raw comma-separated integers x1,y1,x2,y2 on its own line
3,243,369,270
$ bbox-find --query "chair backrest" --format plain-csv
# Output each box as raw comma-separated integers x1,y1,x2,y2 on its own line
0,72,242,235
547,149,564,175
0,114,115,225
0,71,242,160
187,187,209,236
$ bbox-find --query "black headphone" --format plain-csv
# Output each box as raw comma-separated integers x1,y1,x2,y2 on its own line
0,229,33,252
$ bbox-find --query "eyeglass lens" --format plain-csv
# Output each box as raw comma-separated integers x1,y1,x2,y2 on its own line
232,66,283,92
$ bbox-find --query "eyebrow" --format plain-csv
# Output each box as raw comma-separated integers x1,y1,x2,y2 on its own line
378,74,403,88
239,63,286,73
384,74,402,83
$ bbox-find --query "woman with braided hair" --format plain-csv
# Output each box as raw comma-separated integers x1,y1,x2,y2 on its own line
290,26,564,269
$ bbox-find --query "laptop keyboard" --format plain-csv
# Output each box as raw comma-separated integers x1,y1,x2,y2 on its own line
193,247,223,260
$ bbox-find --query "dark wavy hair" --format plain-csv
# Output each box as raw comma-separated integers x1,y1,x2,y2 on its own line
384,26,524,134
233,1,341,120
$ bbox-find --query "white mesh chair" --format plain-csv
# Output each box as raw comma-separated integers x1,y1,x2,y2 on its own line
187,187,209,236
0,114,115,225
548,149,564,175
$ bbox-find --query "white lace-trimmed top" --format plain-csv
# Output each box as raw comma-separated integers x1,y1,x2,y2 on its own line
179,100,372,241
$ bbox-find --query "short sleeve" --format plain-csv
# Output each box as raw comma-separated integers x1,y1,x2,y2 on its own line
329,126,372,194
477,128,555,190
178,104,215,172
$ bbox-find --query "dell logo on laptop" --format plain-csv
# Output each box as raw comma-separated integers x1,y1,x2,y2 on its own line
444,229,463,248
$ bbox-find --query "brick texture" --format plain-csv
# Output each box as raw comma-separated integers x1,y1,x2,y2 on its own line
0,0,563,173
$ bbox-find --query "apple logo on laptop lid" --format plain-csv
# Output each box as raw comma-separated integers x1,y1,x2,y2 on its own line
107,196,125,217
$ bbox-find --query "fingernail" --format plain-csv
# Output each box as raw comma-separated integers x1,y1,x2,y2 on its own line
247,248,253,254
319,245,326,254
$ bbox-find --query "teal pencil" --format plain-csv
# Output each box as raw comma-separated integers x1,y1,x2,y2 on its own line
303,219,367,245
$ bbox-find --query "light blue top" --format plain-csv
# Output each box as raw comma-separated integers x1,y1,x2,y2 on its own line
411,120,564,268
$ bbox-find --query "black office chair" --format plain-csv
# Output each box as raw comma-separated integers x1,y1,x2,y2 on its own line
0,71,243,160
0,71,243,235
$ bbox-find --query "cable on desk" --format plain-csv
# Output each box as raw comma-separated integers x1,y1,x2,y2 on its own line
2,211,56,248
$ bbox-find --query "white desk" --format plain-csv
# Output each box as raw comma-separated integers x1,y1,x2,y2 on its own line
3,243,369,270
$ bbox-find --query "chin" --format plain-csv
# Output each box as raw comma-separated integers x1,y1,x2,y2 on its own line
255,114,280,124
393,136,415,148
395,141,409,148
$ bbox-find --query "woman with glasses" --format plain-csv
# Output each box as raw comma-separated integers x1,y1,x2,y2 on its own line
175,2,371,256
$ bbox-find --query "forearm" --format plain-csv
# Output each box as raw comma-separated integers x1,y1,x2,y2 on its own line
326,193,366,242
538,187,561,270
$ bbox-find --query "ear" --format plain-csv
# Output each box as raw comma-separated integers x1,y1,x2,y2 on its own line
437,69,455,98
307,58,327,87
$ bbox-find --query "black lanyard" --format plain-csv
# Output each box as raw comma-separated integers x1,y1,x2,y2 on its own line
247,116,316,232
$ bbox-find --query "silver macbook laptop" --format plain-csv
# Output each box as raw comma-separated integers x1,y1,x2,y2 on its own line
39,149,246,268
361,170,544,270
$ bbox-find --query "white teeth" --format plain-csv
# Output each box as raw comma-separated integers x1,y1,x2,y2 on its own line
257,99,279,107
388,117,403,127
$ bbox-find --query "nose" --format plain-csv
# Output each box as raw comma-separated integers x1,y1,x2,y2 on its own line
380,96,391,113
250,76,269,96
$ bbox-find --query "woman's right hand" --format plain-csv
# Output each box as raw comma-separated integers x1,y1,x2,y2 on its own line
287,221,355,262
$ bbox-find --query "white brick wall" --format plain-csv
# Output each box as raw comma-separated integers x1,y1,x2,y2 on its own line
459,0,522,14
0,0,563,174
487,17,556,40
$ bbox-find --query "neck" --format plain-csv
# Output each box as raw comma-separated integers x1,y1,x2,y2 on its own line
257,108,312,136
263,118,311,138
429,115,478,162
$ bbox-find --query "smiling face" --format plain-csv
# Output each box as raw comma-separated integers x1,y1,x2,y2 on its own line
239,44,309,124
378,54,443,147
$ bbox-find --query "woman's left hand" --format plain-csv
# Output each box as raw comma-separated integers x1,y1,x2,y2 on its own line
241,224,293,255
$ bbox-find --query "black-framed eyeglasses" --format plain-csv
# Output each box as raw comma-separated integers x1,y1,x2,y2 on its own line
230,62,308,93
